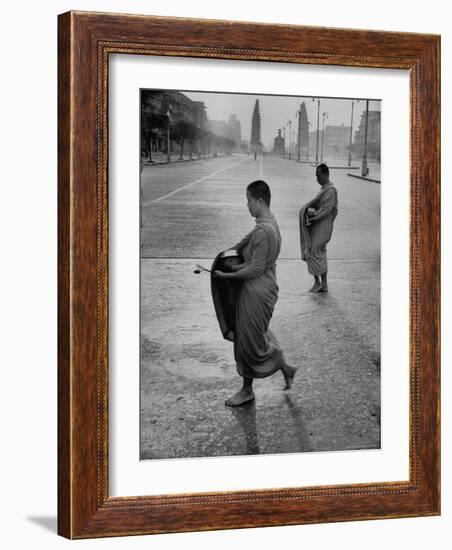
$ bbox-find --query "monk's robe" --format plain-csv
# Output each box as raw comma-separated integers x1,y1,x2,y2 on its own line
299,184,338,276
230,214,286,379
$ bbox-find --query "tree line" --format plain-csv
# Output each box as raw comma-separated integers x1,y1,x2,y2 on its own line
141,112,237,162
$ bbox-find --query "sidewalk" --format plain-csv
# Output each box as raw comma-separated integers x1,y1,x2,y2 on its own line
142,151,234,166
272,155,381,181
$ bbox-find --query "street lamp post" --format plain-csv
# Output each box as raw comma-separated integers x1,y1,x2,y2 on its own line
297,106,302,162
166,109,171,162
313,98,320,165
361,99,369,176
321,112,328,163
148,135,153,163
288,120,292,160
282,126,286,158
348,100,355,167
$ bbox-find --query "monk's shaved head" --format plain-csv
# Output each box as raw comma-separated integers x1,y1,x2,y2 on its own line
316,163,329,176
247,180,271,207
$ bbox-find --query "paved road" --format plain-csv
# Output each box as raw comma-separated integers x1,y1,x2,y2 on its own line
140,155,380,460
141,155,380,260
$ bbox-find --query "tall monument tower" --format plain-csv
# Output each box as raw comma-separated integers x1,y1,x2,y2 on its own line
299,102,309,159
250,99,263,155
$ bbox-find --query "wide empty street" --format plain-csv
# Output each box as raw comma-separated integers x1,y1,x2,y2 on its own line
140,154,380,459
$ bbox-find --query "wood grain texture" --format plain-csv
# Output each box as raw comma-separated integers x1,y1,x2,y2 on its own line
57,10,440,539
57,10,72,538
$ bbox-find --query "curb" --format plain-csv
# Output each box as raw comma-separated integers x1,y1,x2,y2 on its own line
143,156,231,166
347,173,381,184
308,163,360,170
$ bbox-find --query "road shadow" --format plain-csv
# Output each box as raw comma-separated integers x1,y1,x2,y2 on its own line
229,401,260,455
283,393,312,452
227,393,313,456
307,291,381,373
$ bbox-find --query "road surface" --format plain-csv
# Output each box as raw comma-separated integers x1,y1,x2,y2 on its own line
140,154,380,459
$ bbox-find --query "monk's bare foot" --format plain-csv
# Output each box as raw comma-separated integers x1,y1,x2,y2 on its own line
282,366,297,390
225,389,255,407
309,283,322,293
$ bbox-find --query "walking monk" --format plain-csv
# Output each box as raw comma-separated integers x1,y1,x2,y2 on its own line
299,163,338,293
214,180,297,407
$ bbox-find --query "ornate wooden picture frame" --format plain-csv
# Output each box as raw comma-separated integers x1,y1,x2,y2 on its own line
58,11,440,539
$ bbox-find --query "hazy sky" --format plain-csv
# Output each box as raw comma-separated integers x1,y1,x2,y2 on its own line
184,90,381,150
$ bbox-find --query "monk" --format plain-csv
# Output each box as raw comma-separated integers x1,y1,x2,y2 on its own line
299,163,338,293
214,180,297,407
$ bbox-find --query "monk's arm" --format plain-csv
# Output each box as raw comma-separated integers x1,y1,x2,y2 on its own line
231,263,249,271
232,230,268,280
229,229,254,251
220,231,253,272
311,189,337,221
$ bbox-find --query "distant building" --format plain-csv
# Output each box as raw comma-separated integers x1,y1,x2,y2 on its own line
141,90,165,115
306,125,351,160
207,114,242,151
206,119,229,138
273,129,285,155
141,90,207,155
250,100,263,155
192,101,208,129
308,129,324,160
324,124,351,158
144,90,206,127
354,110,381,161
240,140,250,154
298,102,309,158
227,114,242,150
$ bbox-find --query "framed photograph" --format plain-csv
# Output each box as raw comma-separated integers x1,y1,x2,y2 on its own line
58,11,440,538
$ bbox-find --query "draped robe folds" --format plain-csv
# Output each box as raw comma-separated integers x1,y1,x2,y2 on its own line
230,214,285,379
299,184,338,276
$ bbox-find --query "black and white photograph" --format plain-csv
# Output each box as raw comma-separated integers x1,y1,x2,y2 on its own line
2,0,446,546
140,90,381,460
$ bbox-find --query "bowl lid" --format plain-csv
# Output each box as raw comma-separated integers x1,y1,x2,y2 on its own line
221,249,240,258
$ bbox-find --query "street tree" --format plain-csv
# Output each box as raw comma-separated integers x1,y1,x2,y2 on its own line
172,119,194,160
141,111,167,162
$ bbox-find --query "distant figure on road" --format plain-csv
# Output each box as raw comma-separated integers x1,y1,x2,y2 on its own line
299,163,338,293
214,180,297,407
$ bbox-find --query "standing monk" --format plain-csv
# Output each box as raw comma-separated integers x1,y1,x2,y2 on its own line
214,180,297,407
299,163,338,293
